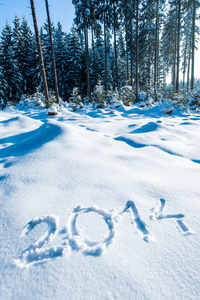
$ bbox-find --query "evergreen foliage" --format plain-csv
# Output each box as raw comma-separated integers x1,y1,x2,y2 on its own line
69,87,83,110
0,0,200,109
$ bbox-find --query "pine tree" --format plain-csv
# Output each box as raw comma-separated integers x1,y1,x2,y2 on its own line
117,26,127,88
40,22,55,91
54,22,69,100
20,17,36,94
0,65,8,107
72,0,92,97
93,25,105,84
161,2,178,91
0,22,22,103
67,24,83,96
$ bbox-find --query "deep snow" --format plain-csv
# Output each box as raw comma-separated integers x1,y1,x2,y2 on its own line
0,104,200,299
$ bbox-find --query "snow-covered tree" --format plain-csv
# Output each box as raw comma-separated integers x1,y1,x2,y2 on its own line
0,21,22,104
54,22,69,100
67,24,83,96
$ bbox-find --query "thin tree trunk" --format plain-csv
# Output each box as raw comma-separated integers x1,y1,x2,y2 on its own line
176,0,181,93
84,21,90,98
91,27,97,86
45,0,59,103
187,48,191,91
135,0,139,102
173,35,177,91
113,0,118,89
130,20,133,86
154,0,159,96
147,41,151,90
125,6,129,83
30,0,49,107
103,10,108,92
183,36,188,89
171,66,174,87
191,0,196,90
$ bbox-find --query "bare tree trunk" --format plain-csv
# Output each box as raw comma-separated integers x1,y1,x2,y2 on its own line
113,0,118,89
91,27,97,86
172,35,177,92
30,0,49,108
103,10,108,92
45,0,59,103
84,21,91,98
135,0,139,102
154,0,158,96
154,0,159,97
176,0,181,93
125,7,129,83
147,41,151,90
183,36,188,89
191,0,196,90
130,21,133,86
187,47,191,91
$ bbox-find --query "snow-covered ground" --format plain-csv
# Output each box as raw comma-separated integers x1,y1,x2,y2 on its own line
0,104,200,299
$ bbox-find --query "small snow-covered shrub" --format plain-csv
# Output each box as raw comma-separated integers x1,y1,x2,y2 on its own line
93,80,106,109
48,91,59,107
160,99,175,115
138,91,148,102
69,87,83,111
155,92,164,102
184,90,200,110
16,90,46,109
31,89,46,107
15,89,60,110
109,89,123,109
169,90,199,110
119,85,134,106
0,98,5,109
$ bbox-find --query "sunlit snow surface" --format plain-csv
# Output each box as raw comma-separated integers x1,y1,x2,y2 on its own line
0,104,199,299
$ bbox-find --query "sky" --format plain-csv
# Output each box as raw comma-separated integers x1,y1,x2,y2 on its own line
0,0,75,33
0,0,199,80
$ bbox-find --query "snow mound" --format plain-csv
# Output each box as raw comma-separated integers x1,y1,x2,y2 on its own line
0,105,199,299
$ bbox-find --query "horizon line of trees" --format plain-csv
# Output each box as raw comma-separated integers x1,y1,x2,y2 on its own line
0,0,199,108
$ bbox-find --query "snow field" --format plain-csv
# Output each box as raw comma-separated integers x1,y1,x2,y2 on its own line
0,104,200,299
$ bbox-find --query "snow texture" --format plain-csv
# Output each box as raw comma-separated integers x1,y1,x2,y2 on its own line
0,103,199,299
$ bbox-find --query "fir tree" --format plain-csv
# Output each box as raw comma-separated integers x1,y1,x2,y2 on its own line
54,22,69,100
0,22,22,103
20,17,36,94
67,24,83,96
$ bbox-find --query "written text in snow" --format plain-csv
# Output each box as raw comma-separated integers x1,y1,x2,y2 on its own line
14,199,195,268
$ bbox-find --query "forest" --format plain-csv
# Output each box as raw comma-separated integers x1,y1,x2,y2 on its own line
0,0,199,109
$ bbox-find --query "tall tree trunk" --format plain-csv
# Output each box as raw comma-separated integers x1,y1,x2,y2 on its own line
191,0,196,90
91,26,97,86
45,0,59,103
135,0,139,102
103,10,108,92
172,35,177,92
187,47,191,91
154,0,159,96
125,4,129,83
30,0,49,107
130,20,133,86
182,36,188,89
176,0,181,93
84,21,91,98
113,0,118,89
147,40,151,90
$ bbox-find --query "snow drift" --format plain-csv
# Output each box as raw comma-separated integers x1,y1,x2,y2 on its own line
0,104,199,299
